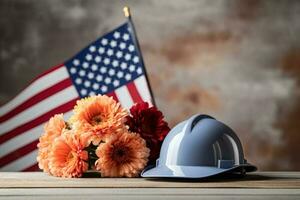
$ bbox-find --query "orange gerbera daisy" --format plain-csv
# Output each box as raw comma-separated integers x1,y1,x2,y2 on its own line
69,95,128,144
37,114,66,173
95,131,150,177
48,131,89,178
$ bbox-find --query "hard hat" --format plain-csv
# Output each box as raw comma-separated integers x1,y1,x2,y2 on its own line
141,114,257,178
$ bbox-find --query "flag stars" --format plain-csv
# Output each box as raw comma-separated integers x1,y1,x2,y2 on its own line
129,65,135,72
119,42,126,49
137,67,142,74
91,64,98,71
116,51,123,58
128,45,135,52
96,75,103,82
80,89,87,96
84,80,91,87
125,74,132,81
98,47,105,54
107,49,114,56
100,66,107,73
101,38,108,45
89,91,96,96
117,71,124,78
82,62,89,69
113,80,120,87
125,53,131,61
93,83,99,90
103,58,110,65
101,85,108,92
70,67,76,74
108,69,115,76
123,33,129,41
95,56,101,63
120,62,127,69
133,56,139,63
112,60,119,67
89,46,96,52
88,72,94,79
75,78,82,84
79,70,86,76
104,77,111,84
85,54,92,61
113,31,120,39
110,40,117,48
73,59,80,66
69,25,144,96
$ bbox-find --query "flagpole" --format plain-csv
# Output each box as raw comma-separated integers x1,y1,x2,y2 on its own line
123,6,157,107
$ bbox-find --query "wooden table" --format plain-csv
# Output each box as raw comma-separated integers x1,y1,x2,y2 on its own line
0,171,300,199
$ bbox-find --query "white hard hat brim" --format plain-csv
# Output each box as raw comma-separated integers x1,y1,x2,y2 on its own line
141,164,257,179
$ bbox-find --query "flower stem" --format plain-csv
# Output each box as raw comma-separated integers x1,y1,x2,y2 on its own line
85,143,98,170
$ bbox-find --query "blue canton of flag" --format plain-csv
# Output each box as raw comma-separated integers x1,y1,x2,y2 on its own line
65,22,153,109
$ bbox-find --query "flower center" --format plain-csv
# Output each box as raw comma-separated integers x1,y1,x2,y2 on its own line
112,147,128,163
65,122,72,130
116,149,125,157
91,115,102,125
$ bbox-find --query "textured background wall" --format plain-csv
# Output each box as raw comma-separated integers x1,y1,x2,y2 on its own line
1,0,300,170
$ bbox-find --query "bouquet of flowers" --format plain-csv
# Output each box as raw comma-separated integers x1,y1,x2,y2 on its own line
37,95,170,178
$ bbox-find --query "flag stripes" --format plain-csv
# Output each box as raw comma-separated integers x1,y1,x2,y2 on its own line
0,98,78,145
127,81,143,103
22,163,39,172
134,76,153,106
0,123,47,158
0,66,68,115
0,150,38,171
0,86,78,134
0,78,73,123
115,86,134,110
0,140,39,167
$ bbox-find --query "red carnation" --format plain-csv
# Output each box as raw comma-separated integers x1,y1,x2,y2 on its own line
126,102,170,163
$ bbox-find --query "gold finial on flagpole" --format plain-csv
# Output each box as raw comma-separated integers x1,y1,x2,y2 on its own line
123,6,131,18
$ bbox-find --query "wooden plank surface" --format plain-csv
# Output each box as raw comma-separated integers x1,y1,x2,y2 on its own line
1,188,300,200
0,171,300,189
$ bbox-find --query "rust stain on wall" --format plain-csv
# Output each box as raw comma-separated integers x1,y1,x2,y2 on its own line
231,0,261,21
161,31,233,66
275,48,300,170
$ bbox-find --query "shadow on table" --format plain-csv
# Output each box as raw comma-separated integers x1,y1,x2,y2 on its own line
143,173,298,183
82,171,102,178
81,171,298,182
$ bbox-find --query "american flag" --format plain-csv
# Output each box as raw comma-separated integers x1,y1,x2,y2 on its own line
0,22,154,171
